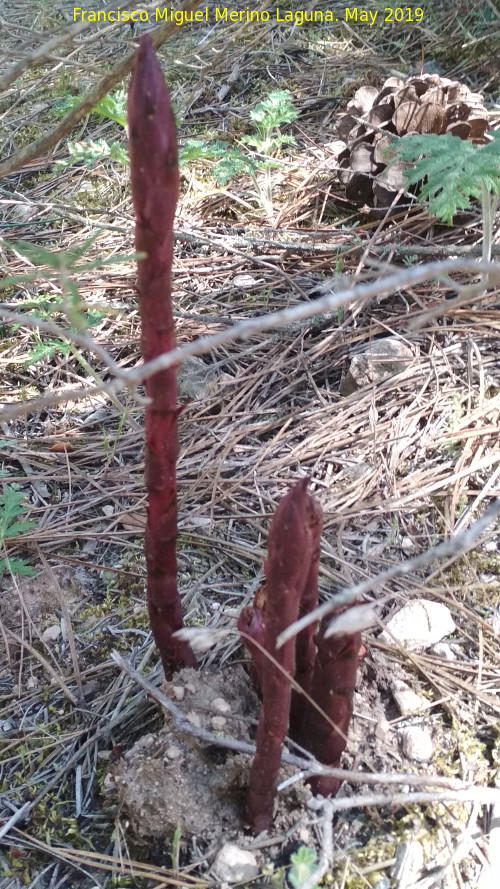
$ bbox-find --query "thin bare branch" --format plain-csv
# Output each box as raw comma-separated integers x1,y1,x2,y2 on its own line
0,0,204,178
0,0,137,93
278,498,500,648
0,306,120,373
1,258,499,422
110,651,493,794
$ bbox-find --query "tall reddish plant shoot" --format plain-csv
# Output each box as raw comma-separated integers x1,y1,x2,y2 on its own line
242,479,320,831
289,495,322,738
128,35,195,675
296,615,362,796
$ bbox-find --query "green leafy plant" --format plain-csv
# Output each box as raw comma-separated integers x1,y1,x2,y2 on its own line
2,233,131,328
56,87,127,129
394,131,500,225
59,137,128,168
55,88,128,168
289,846,319,889
224,88,298,215
0,238,133,415
3,238,110,369
242,88,298,154
55,84,298,216
0,484,37,576
5,287,105,367
180,89,298,215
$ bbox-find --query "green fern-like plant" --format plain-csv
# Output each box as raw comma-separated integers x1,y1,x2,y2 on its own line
242,88,298,155
0,238,136,416
55,137,128,168
55,88,128,169
178,89,298,215
394,131,500,224
56,87,127,129
0,484,37,576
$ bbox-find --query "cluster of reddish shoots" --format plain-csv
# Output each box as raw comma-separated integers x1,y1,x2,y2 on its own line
238,478,362,830
128,35,363,833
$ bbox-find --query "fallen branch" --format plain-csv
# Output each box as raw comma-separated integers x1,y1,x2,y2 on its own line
111,650,494,794
278,497,500,648
1,258,499,423
0,0,204,179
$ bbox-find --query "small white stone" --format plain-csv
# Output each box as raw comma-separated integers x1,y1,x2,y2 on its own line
186,711,201,728
392,680,425,715
212,844,259,883
398,725,434,762
102,773,116,794
401,536,415,554
211,716,227,730
171,686,185,701
233,274,260,289
431,642,457,660
483,540,498,553
165,745,182,760
102,505,114,517
41,624,61,643
479,573,497,584
375,717,392,743
211,697,231,714
379,600,455,651
298,826,311,845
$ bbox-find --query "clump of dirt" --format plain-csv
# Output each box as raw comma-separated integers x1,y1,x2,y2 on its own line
105,663,312,842
104,647,444,848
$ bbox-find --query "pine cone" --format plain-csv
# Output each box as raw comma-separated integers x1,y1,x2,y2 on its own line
337,74,490,209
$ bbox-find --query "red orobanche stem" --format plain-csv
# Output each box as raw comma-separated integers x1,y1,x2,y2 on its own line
128,35,195,675
244,479,314,831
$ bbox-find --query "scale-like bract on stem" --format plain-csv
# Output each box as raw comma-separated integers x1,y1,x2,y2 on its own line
237,584,267,690
128,35,195,675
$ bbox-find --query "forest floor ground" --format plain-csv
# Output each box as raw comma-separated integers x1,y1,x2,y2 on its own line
1,2,500,888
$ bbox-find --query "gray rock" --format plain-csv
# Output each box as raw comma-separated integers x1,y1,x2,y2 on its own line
392,680,425,715
41,624,61,643
379,600,456,651
340,336,418,394
431,642,457,660
398,725,434,762
212,844,259,883
391,840,424,887
177,356,231,402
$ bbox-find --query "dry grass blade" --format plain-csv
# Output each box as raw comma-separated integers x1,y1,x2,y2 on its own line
8,829,210,886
